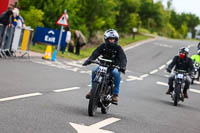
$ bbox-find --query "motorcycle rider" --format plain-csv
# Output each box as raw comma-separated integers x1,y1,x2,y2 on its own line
191,49,200,64
82,29,127,103
166,47,194,98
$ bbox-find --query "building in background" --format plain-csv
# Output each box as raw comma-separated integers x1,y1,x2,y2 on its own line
0,0,18,15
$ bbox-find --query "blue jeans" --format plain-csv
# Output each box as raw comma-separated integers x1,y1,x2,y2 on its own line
92,66,121,95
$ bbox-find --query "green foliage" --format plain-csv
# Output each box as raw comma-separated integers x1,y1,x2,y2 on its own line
18,0,200,41
20,6,44,29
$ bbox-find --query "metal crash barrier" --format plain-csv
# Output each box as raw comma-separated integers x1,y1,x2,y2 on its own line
0,24,34,58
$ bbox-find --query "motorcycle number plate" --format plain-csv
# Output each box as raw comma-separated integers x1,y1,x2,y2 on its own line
176,74,184,79
98,66,107,73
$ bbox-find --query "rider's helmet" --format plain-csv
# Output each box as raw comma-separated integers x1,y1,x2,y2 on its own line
179,47,189,59
104,29,119,46
197,49,200,55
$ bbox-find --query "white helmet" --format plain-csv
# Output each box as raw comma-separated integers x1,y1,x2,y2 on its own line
104,29,119,42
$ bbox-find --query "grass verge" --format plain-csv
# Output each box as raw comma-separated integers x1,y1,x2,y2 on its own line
30,34,151,60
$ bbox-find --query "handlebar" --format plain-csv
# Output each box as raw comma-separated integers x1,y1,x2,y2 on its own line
90,59,120,70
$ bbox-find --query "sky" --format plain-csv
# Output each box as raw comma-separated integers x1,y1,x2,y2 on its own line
154,0,200,18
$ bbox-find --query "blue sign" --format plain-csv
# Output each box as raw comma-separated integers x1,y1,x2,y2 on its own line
33,27,67,47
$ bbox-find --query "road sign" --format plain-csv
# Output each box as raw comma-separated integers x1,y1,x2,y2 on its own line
56,13,69,27
70,117,120,133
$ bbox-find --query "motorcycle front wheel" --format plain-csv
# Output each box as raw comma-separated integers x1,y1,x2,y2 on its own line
88,82,101,116
174,84,181,106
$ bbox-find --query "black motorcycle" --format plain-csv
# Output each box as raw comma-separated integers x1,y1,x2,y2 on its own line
87,57,119,116
191,62,200,84
171,69,188,106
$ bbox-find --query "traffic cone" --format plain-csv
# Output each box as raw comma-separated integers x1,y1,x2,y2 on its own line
51,49,57,61
42,45,52,60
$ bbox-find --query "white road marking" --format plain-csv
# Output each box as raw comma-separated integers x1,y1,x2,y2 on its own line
150,69,158,74
90,117,120,129
159,65,166,70
66,62,83,68
189,89,200,94
166,60,172,65
70,117,120,133
156,81,200,94
88,84,91,87
126,75,143,81
0,93,42,102
194,81,200,85
124,39,155,51
156,81,168,86
140,74,149,78
53,87,80,92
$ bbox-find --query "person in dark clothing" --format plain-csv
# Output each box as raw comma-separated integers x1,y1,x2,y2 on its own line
83,29,127,103
0,9,13,26
73,30,86,55
0,9,13,48
166,47,194,98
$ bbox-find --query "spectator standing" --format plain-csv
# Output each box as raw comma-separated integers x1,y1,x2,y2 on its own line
0,9,13,47
73,30,86,55
12,8,26,28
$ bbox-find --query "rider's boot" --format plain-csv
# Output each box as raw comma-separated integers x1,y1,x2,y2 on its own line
112,94,118,104
166,85,174,95
85,90,91,99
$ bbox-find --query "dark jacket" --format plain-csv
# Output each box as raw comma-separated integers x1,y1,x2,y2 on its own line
0,10,13,26
87,43,127,70
168,55,194,72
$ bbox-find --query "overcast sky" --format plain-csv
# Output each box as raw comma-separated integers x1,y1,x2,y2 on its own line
154,0,200,17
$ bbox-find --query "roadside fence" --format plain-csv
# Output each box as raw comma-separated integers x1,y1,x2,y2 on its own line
0,24,34,58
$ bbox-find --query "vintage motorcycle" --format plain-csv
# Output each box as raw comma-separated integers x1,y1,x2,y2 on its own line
87,57,119,116
191,62,200,84
170,69,188,106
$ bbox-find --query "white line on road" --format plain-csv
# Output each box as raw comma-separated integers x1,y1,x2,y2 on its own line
90,117,121,129
156,81,168,86
150,69,158,74
124,39,155,51
0,93,42,102
53,87,80,92
159,65,166,70
156,81,200,94
140,74,149,78
189,89,200,94
70,117,120,133
126,75,143,81
166,60,172,65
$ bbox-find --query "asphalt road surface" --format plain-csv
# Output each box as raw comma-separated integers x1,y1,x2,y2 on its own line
0,38,200,133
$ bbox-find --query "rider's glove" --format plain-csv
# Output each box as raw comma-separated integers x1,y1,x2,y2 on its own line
119,68,126,74
166,68,172,73
189,72,194,77
82,59,91,66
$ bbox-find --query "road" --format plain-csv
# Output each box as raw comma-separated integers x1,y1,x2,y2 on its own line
0,38,200,133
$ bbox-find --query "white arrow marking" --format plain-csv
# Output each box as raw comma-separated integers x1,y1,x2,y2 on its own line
70,117,120,133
